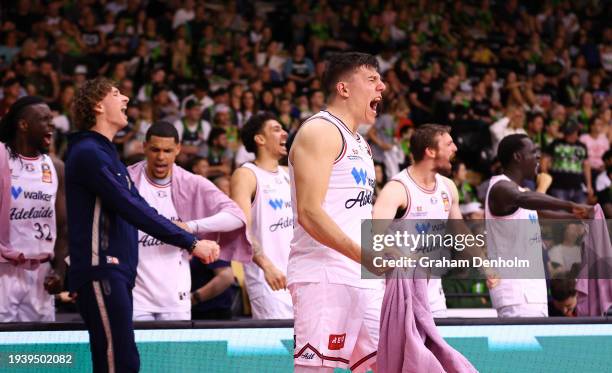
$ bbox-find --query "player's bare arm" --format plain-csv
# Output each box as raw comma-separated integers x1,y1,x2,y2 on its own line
230,167,286,290
290,119,361,263
489,180,592,218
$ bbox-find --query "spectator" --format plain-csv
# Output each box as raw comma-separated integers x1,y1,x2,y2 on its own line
548,224,583,276
0,79,22,116
580,116,610,177
190,258,237,320
205,127,233,178
548,275,578,317
283,44,315,92
173,99,211,165
546,123,593,203
526,112,546,150
490,106,527,155
409,67,434,125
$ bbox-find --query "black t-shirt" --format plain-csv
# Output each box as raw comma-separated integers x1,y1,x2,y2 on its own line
470,97,492,118
546,139,588,190
288,58,311,79
411,79,434,107
190,259,235,313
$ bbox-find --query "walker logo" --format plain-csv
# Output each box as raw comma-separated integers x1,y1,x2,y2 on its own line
11,186,22,199
351,167,367,185
415,222,431,234
528,213,537,224
328,333,346,350
268,199,285,210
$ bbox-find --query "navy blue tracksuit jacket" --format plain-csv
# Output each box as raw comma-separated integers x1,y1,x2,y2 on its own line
65,130,196,291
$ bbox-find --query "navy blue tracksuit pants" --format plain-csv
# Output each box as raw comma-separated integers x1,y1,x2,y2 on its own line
77,278,140,372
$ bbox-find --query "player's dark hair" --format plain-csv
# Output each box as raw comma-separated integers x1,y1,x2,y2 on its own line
72,77,115,131
0,95,46,158
322,52,379,98
497,134,529,168
145,121,179,143
410,124,451,162
240,112,278,155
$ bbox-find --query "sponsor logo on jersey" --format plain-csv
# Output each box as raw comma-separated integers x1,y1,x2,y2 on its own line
328,334,346,350
106,256,120,265
301,352,315,360
9,206,54,220
10,186,22,199
415,222,430,234
157,190,168,198
348,148,363,161
351,167,368,185
529,213,538,224
430,196,438,204
268,198,291,210
269,216,294,232
346,167,374,209
41,163,52,183
441,191,450,212
12,190,53,201
24,163,35,172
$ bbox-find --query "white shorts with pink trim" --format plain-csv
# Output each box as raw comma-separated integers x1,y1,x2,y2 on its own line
289,274,384,373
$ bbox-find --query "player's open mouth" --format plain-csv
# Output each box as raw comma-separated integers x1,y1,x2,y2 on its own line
43,132,53,146
121,106,127,116
370,97,382,114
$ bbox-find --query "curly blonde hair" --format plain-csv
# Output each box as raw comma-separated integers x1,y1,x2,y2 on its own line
72,77,115,131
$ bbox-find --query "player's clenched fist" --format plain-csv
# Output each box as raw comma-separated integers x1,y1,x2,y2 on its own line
192,240,220,263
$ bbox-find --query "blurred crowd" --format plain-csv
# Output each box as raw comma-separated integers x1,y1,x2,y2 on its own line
1,0,610,318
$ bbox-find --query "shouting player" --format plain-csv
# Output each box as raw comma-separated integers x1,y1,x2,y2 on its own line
231,112,293,319
0,96,67,322
66,78,219,372
289,52,385,373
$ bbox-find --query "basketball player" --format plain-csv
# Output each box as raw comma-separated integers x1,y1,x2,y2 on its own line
486,134,592,317
128,121,247,321
372,124,460,318
288,52,385,373
0,96,67,322
231,112,293,319
66,78,219,372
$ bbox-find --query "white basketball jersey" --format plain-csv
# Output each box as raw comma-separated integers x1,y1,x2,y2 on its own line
392,169,451,313
485,174,547,307
288,110,378,288
241,162,293,301
132,174,191,313
8,154,58,257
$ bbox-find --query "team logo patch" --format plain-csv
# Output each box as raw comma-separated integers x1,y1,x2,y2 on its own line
41,163,52,183
441,191,450,212
328,334,346,350
106,256,120,265
157,190,167,198
25,163,35,172
430,196,438,204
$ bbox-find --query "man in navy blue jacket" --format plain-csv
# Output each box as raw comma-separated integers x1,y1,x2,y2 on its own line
65,77,220,373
